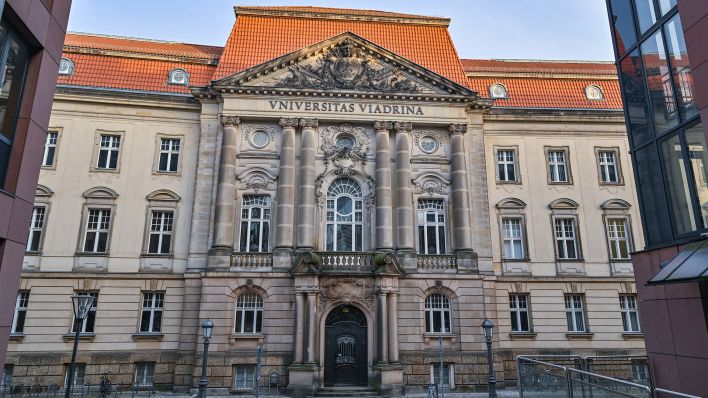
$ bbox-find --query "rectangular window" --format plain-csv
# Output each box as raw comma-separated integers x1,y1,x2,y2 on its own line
685,124,708,228
139,292,164,333
72,292,98,334
26,206,46,252
158,138,180,173
598,150,619,183
607,218,632,260
0,21,31,189
431,363,452,388
664,14,698,121
501,217,525,260
42,131,58,167
134,363,155,387
554,218,579,260
661,133,698,235
631,361,650,385
548,150,569,183
11,291,29,334
83,209,111,253
509,294,530,332
2,364,12,387
234,365,255,390
496,149,517,182
148,211,173,254
64,364,86,387
641,30,679,136
240,196,271,252
565,294,587,332
96,135,121,169
417,199,447,255
620,294,641,332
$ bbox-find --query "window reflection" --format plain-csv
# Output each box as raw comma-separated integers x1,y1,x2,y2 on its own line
619,50,653,146
658,0,676,15
664,14,698,120
661,134,697,235
641,31,679,136
610,0,637,54
634,145,673,244
634,0,657,33
685,124,708,227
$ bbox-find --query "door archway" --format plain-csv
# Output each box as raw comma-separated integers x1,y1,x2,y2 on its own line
323,304,368,386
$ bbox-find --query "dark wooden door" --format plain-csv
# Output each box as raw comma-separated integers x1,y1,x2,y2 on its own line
324,305,368,386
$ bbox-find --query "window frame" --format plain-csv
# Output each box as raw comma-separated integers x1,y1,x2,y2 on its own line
64,363,86,388
233,292,264,335
417,198,448,255
147,210,174,255
91,131,124,173
233,365,256,391
58,58,74,76
141,190,180,258
238,195,272,253
430,362,455,389
554,217,581,260
26,206,47,253
500,216,527,261
605,217,633,261
509,293,532,333
2,364,13,387
167,68,189,86
489,83,508,99
564,294,588,333
139,292,164,334
154,135,182,175
41,129,60,168
81,208,112,254
495,146,520,184
424,293,452,334
325,178,364,252
595,147,624,185
620,294,642,333
11,291,29,334
134,362,155,387
71,291,98,334
545,146,573,185
78,187,118,256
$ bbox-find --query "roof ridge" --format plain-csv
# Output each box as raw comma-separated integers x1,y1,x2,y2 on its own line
234,5,450,25
66,31,223,50
461,58,615,64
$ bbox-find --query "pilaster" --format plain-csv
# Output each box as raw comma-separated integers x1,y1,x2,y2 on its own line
297,118,319,250
449,123,478,272
374,121,394,252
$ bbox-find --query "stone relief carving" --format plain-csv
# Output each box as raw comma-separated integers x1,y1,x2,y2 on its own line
242,125,276,149
237,168,277,192
219,115,240,126
319,277,375,313
275,39,423,93
412,173,450,195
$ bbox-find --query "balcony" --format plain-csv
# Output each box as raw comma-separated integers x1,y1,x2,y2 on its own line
231,252,273,270
319,252,376,272
417,254,457,272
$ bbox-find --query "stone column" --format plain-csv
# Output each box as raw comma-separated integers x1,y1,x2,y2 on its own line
394,122,415,253
449,123,474,254
210,115,240,267
374,121,394,251
306,291,317,363
387,291,399,363
378,292,389,364
294,292,306,364
275,118,298,252
297,118,318,250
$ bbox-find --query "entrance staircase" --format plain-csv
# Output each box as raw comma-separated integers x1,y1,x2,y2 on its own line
314,386,382,398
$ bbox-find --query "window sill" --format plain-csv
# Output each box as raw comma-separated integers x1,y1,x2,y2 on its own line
231,334,264,342
63,333,96,342
599,182,624,187
565,332,593,340
132,333,164,341
9,333,24,341
140,253,174,258
230,389,255,394
75,252,109,257
622,332,644,340
509,332,537,340
423,333,456,342
548,181,573,185
496,180,522,185
501,258,530,262
90,168,120,174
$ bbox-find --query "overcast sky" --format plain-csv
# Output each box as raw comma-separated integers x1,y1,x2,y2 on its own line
67,0,614,61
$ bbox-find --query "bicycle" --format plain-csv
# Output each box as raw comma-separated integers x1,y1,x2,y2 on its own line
99,372,112,398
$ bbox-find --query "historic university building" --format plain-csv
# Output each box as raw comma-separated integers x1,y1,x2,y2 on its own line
4,6,646,396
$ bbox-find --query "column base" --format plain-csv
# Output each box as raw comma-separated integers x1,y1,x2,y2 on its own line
286,363,319,398
207,247,231,270
375,363,404,397
456,250,479,273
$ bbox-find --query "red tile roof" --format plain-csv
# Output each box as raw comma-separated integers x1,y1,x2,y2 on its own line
212,7,469,86
462,59,622,110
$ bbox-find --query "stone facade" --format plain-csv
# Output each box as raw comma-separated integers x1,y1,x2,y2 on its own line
4,7,646,397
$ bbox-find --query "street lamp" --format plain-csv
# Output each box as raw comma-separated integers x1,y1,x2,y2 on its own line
481,319,497,398
65,295,95,398
198,319,214,398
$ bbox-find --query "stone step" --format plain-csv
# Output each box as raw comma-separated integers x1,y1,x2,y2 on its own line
315,386,380,397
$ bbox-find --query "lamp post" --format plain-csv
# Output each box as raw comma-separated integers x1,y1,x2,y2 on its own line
482,319,497,398
65,295,95,398
198,319,214,398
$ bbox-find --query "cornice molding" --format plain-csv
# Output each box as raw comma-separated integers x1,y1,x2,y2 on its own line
63,47,219,65
234,7,450,26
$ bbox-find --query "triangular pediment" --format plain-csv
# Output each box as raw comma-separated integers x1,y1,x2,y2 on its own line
213,32,477,97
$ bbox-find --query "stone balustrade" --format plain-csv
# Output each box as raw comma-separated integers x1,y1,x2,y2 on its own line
417,254,457,271
319,252,375,272
231,252,273,269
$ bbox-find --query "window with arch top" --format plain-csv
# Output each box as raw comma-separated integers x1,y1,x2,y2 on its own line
326,178,363,251
240,195,271,252
234,292,263,334
425,293,451,333
418,199,447,254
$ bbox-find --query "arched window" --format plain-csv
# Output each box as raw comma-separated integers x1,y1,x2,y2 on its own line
167,68,189,85
58,58,74,75
489,83,508,99
425,293,451,333
240,195,271,252
585,84,604,100
325,178,363,251
418,199,446,254
234,292,263,334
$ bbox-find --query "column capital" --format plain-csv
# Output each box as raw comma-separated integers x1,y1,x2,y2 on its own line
279,117,299,128
299,118,319,128
449,123,468,135
374,121,393,132
393,121,412,133
219,114,241,126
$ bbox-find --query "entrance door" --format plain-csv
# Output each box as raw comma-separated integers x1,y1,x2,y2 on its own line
324,305,368,386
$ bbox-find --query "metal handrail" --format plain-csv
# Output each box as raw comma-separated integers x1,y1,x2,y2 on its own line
567,367,652,391
653,389,702,398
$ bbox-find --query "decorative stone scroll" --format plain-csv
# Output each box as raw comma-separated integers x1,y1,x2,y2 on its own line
237,168,277,192
279,117,298,128
275,39,423,93
394,121,412,134
299,118,319,128
412,173,450,195
242,124,276,148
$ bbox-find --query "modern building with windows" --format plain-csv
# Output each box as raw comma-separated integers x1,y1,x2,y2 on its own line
0,0,73,368
5,5,645,396
605,0,708,395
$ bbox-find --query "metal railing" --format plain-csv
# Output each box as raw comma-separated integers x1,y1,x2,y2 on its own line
517,356,701,398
